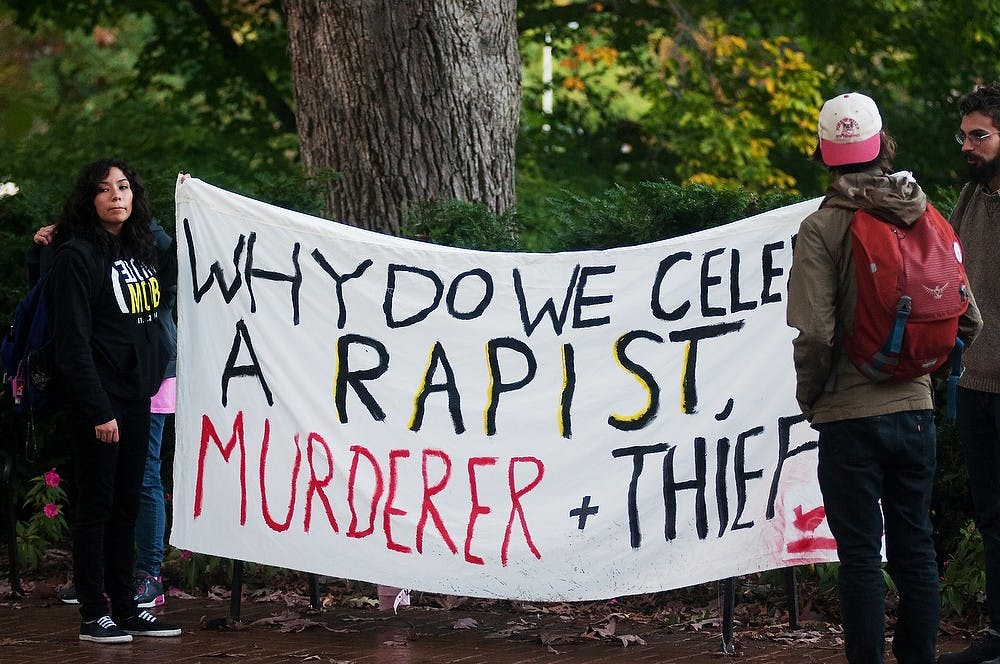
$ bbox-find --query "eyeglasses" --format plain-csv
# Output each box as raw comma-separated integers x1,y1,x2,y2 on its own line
955,130,999,145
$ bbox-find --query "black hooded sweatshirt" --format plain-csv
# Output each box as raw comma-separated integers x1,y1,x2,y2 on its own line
47,234,171,427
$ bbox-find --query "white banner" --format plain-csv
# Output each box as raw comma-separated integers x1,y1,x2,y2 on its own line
171,177,835,601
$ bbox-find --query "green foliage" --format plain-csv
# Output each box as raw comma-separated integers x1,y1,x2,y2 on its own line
932,416,974,579
166,549,232,592
694,0,998,191
16,468,69,571
0,14,49,143
403,199,521,251
804,562,897,603
543,180,802,251
3,0,294,135
164,548,305,594
928,185,961,220
517,1,827,220
640,22,825,193
940,521,986,619
519,20,652,180
0,7,329,339
515,0,993,230
810,562,840,599
0,7,321,229
515,137,614,251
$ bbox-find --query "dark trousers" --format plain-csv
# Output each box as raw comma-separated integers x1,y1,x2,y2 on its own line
816,410,939,664
71,397,150,622
956,386,1000,631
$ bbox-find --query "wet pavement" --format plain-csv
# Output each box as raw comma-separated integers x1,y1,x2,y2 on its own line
0,584,980,663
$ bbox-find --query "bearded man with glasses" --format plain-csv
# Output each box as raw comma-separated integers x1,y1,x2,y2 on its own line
788,92,982,664
940,82,1000,664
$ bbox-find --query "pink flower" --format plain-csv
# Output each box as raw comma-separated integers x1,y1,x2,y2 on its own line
44,469,60,488
180,550,192,559
43,503,59,518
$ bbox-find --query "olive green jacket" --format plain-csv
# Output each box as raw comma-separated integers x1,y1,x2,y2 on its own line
786,168,982,424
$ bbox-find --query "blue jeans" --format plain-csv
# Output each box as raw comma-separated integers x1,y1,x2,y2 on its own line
956,387,1000,630
815,410,939,664
134,412,167,577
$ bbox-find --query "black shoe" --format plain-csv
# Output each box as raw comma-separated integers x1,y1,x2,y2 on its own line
79,616,132,643
133,573,165,608
939,633,1000,663
119,610,181,637
57,585,79,605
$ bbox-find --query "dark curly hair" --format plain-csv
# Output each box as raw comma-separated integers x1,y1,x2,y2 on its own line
959,82,1000,128
52,158,157,268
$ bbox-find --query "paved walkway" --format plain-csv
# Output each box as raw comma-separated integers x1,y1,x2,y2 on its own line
0,585,980,663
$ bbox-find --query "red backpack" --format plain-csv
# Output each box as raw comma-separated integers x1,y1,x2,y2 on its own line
843,202,970,382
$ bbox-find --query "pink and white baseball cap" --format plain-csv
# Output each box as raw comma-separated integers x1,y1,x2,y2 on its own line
818,92,883,166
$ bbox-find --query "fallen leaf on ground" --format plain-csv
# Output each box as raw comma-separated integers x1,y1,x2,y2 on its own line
584,615,617,638
452,617,478,629
250,610,334,633
250,588,310,607
618,634,647,647
542,602,576,615
201,616,236,631
340,615,389,623
486,624,534,639
938,621,969,636
540,632,579,646
772,630,825,644
344,596,379,608
688,618,720,631
436,595,467,610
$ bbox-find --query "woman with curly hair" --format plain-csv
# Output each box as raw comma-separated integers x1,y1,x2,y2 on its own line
47,158,180,643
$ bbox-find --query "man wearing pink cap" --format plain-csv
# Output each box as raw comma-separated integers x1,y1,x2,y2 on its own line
787,92,981,663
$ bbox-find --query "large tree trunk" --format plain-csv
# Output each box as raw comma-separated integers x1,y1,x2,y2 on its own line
281,1,521,235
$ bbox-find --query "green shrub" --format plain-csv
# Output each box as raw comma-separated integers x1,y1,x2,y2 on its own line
15,468,70,571
403,199,520,251
940,521,986,619
166,549,233,592
543,180,802,251
933,415,975,582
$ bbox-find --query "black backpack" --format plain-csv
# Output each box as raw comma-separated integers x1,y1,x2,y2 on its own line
2,241,102,460
1,271,58,419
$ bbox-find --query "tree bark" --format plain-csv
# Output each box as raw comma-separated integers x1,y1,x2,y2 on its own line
281,0,521,235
